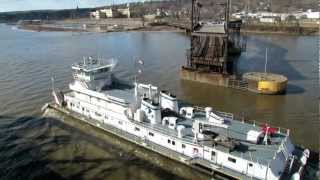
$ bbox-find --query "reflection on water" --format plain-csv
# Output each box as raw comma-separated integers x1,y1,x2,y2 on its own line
0,24,318,179
0,113,192,180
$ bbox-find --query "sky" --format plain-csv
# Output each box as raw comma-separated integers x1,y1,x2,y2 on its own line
0,0,140,12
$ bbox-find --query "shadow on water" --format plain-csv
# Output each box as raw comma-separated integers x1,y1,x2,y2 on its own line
238,35,307,81
0,116,66,180
285,83,305,95
0,115,186,180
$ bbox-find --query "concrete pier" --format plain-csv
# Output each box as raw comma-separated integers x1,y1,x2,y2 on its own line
180,67,287,95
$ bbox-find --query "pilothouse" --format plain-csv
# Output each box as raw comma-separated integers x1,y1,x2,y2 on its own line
71,57,117,91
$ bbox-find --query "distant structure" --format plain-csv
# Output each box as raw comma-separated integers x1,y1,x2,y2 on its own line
303,9,320,19
90,4,131,19
117,7,131,18
232,9,320,23
181,0,288,95
259,16,280,23
183,0,245,74
17,20,42,25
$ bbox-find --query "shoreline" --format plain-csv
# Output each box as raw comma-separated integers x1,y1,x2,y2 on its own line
16,24,185,33
241,29,320,36
14,22,319,36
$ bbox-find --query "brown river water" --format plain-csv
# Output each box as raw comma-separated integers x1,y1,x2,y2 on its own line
0,24,318,179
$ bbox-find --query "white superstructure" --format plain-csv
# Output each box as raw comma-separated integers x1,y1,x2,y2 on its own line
52,59,309,180
71,57,117,91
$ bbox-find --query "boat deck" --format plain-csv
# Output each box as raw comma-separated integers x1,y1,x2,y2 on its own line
103,83,136,104
67,82,288,166
137,111,286,165
48,104,254,180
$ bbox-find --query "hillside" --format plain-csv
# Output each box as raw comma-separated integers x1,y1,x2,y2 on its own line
0,0,318,22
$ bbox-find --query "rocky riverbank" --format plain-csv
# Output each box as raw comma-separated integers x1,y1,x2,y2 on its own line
15,18,319,35
242,23,320,35
16,18,184,33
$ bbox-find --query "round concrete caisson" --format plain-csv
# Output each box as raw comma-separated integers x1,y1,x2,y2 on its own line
243,72,288,94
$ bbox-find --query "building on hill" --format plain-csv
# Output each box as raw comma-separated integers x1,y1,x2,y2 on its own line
117,7,131,18
259,16,280,23
303,9,320,19
90,5,131,19
232,9,319,23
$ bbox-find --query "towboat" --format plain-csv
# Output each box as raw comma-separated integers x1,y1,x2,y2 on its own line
45,57,310,180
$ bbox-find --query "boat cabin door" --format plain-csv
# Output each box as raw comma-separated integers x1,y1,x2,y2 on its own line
211,150,217,163
246,162,254,177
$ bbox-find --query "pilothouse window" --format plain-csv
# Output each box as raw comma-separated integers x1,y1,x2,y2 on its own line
97,67,110,73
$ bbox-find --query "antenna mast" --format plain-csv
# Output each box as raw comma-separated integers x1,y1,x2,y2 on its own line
264,48,268,73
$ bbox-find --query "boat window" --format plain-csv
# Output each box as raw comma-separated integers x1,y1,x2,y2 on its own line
149,132,154,136
135,127,140,131
212,151,216,156
82,107,85,111
248,163,253,167
228,157,236,163
193,148,198,154
98,67,110,73
199,123,203,131
172,141,175,145
168,139,171,144
95,112,102,117
118,121,122,125
182,144,186,149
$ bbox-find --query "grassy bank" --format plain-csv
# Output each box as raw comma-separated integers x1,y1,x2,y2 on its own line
243,23,319,35
19,18,186,33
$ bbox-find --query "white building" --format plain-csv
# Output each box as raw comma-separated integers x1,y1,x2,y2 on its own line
303,9,320,19
90,6,131,19
90,11,102,19
232,10,320,22
104,9,117,18
117,7,131,18
259,16,279,23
